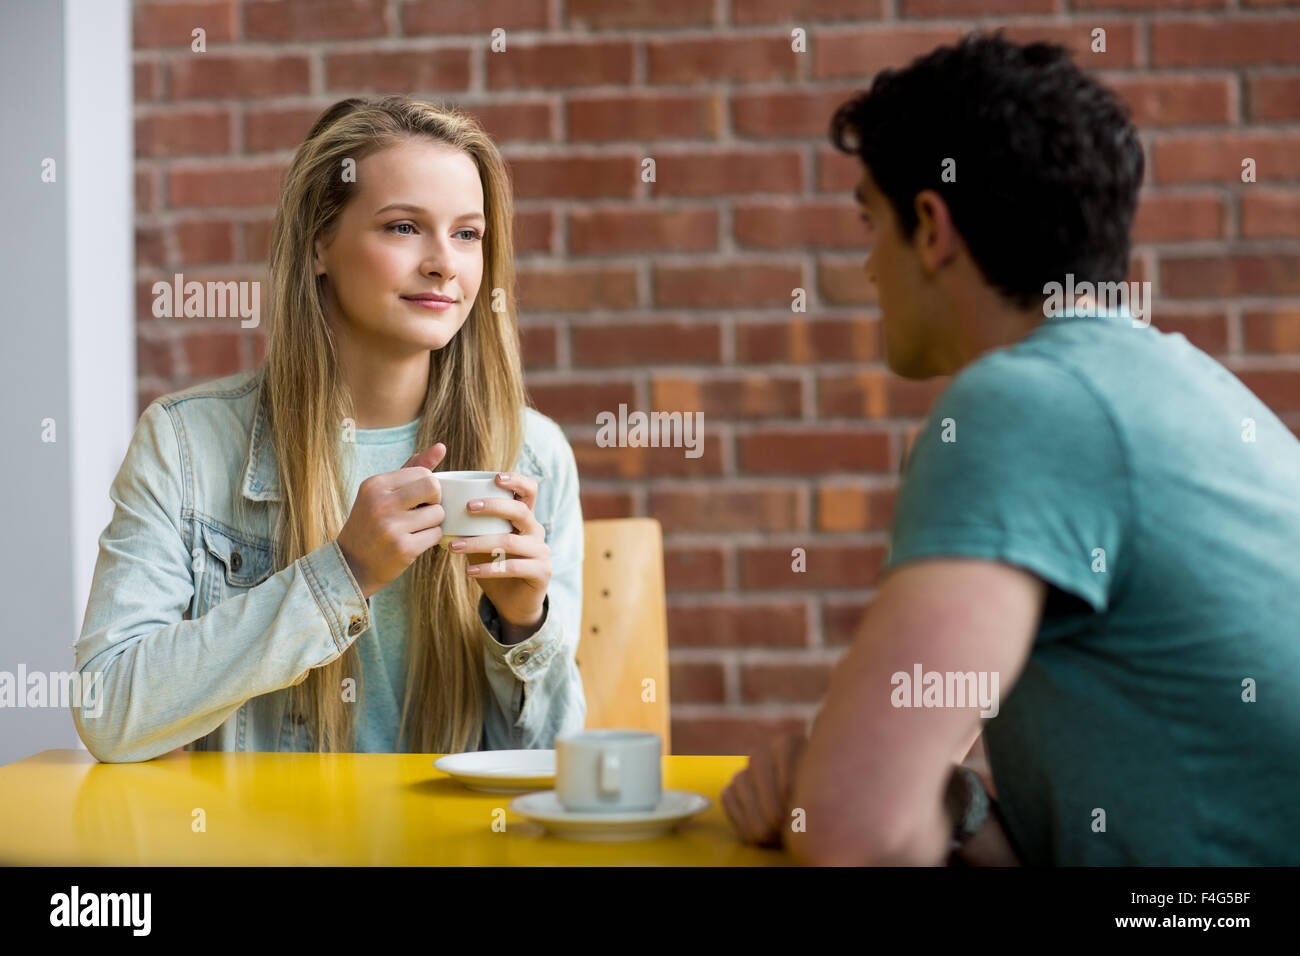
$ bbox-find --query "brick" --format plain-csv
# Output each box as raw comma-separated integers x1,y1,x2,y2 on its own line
487,42,634,89
168,163,285,208
572,435,727,478
243,106,324,153
569,207,719,255
818,259,876,305
182,329,243,377
168,54,310,99
648,36,798,85
508,155,640,199
1108,75,1234,127
1074,0,1223,7
244,0,387,41
670,717,809,757
822,599,869,646
997,22,1139,69
136,327,177,379
1161,255,1300,297
1232,369,1300,413
1149,311,1228,354
1241,190,1300,238
738,427,892,474
1153,133,1300,184
732,87,863,139
1247,74,1300,121
739,543,887,589
403,0,549,34
817,371,947,419
734,0,887,23
137,169,159,214
669,601,809,648
174,219,236,264
133,1,237,48
1132,192,1225,242
578,489,636,519
650,486,805,533
527,382,636,424
816,146,862,193
664,546,728,591
134,60,162,102
567,0,714,28
464,102,555,143
734,200,863,249
1243,309,1300,354
136,108,231,158
516,267,639,311
650,150,805,197
654,262,803,308
519,324,557,368
671,661,728,704
571,319,722,366
902,0,1055,14
1152,18,1300,67
736,317,881,364
241,219,274,263
325,50,471,92
651,374,803,419
816,483,896,532
567,94,722,142
814,26,976,79
137,226,167,269
513,209,554,254
740,661,836,704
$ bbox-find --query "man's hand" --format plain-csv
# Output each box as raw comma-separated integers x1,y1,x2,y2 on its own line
721,732,806,846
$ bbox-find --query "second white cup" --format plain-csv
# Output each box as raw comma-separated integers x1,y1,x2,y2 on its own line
555,730,663,813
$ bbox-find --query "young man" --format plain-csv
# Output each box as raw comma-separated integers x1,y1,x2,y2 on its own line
722,31,1300,865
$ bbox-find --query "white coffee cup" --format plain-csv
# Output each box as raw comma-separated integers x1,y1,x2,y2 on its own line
434,471,514,542
555,729,662,813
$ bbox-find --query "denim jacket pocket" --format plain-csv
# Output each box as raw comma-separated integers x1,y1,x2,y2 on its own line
195,520,275,614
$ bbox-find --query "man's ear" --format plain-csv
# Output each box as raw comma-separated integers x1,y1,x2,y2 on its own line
913,189,959,275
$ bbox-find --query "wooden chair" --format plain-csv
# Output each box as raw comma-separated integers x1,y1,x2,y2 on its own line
577,518,672,753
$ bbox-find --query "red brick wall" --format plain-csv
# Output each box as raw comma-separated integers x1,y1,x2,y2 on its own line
132,0,1300,755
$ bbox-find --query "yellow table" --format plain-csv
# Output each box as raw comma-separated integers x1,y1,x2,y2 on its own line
0,750,791,866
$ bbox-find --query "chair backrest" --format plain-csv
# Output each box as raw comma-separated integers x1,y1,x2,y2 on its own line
577,518,671,753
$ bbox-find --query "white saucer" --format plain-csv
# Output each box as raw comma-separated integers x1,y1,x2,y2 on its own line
433,750,556,794
508,790,711,841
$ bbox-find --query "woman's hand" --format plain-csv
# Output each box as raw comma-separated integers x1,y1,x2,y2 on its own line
447,472,551,639
337,443,447,600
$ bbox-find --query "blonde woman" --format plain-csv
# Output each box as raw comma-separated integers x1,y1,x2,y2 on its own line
74,95,586,761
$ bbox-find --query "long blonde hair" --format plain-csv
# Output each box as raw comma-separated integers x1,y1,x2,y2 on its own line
262,95,526,753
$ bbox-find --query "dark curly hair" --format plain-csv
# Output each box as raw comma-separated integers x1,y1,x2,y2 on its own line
830,30,1144,309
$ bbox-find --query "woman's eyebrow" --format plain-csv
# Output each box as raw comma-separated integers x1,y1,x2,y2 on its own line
373,202,485,223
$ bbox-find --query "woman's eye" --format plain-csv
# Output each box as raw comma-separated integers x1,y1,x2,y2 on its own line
456,228,482,242
388,222,416,236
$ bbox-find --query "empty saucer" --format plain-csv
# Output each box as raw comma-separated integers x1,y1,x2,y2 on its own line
434,750,556,794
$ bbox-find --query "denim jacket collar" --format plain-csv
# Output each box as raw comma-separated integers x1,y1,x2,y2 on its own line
242,374,282,502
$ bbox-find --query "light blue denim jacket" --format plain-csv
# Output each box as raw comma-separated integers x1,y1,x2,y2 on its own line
73,367,586,762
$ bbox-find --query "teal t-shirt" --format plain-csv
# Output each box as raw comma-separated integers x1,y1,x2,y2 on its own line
883,307,1300,865
342,417,420,752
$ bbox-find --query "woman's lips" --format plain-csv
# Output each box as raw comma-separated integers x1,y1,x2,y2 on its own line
402,296,454,311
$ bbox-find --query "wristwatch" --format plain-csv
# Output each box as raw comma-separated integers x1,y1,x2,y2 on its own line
944,765,990,851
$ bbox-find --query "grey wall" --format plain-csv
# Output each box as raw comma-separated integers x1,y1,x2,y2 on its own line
0,0,132,767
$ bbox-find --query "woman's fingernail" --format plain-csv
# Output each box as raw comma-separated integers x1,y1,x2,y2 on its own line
468,500,483,511
498,473,509,482
466,566,481,575
450,540,465,551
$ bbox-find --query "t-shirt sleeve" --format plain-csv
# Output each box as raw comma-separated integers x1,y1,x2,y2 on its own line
882,351,1132,613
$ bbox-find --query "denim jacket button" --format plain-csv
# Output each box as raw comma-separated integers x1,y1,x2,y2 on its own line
348,616,365,636
515,650,530,665
229,549,242,572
